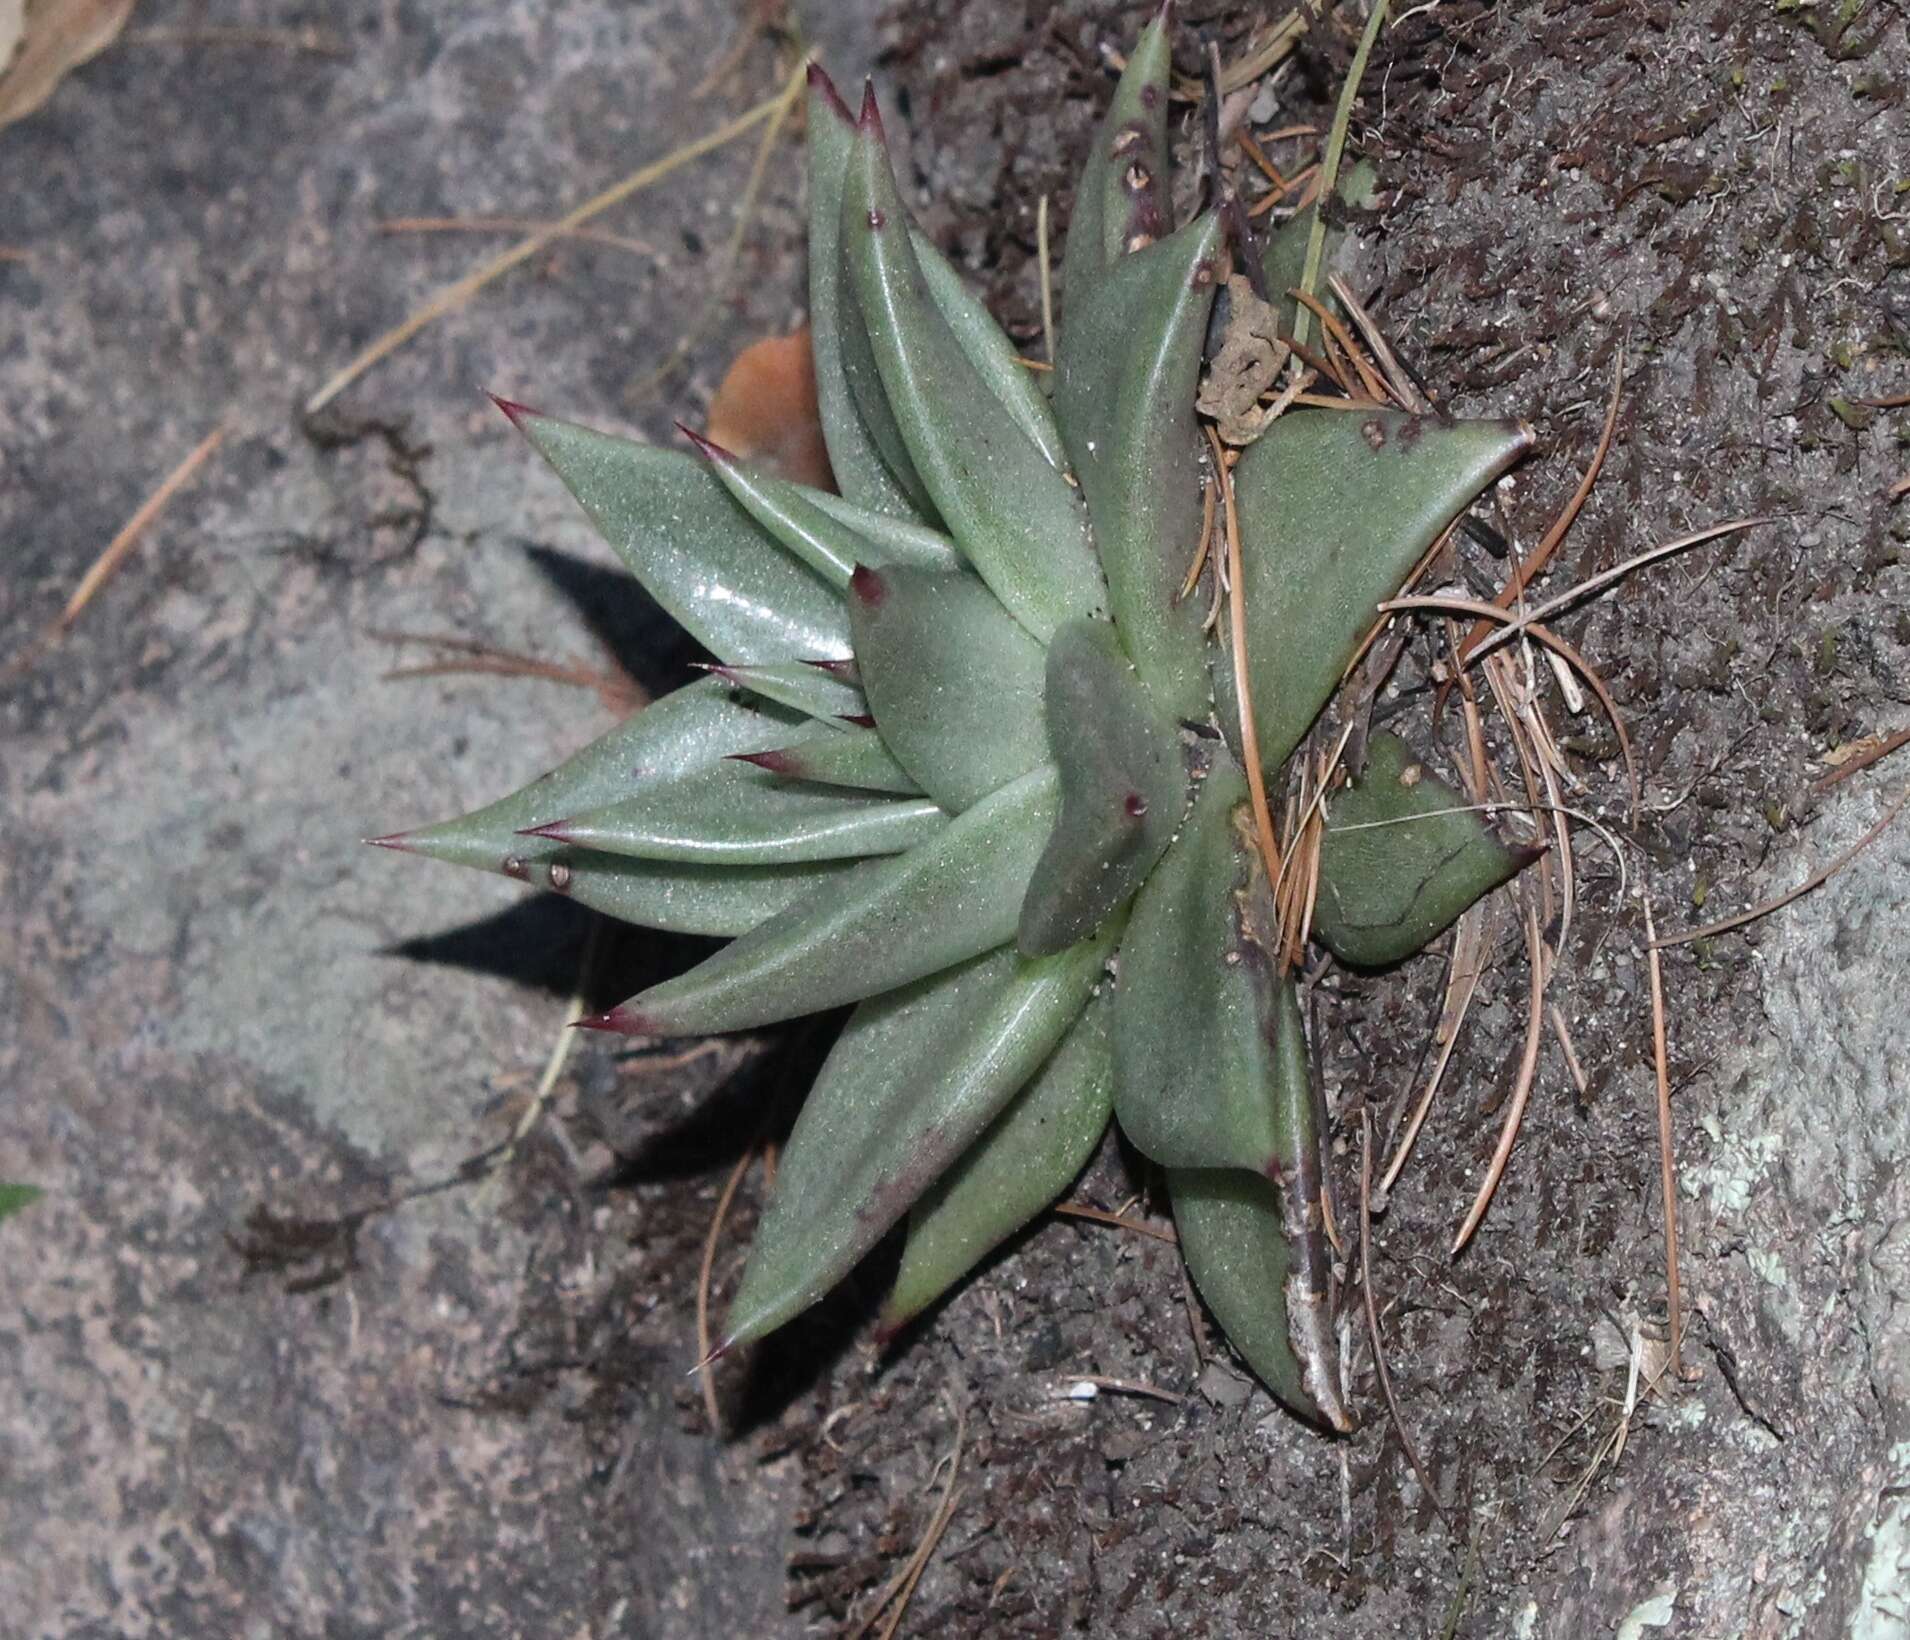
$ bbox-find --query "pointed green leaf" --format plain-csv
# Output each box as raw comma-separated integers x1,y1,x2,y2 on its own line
709,661,864,723
910,225,1067,470
524,850,862,936
1019,619,1187,955
1061,3,1172,301
383,677,859,935
1054,213,1222,719
696,443,962,588
1314,732,1530,967
849,565,1049,812
1171,1164,1349,1431
1217,409,1533,779
881,990,1113,1333
540,761,945,865
0,1183,43,1224
1259,159,1378,335
805,71,935,522
1171,976,1349,1431
742,730,924,797
843,114,1107,641
1111,762,1283,1173
601,764,1059,1036
509,409,850,663
725,924,1115,1345
390,676,805,878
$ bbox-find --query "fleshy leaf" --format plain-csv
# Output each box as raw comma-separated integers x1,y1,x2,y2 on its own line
593,764,1058,1036
506,408,850,662
804,68,935,521
737,730,924,797
532,761,945,865
1111,762,1282,1172
380,677,859,935
880,989,1113,1334
724,923,1116,1346
842,109,1106,641
692,433,962,589
1019,619,1187,956
1217,409,1533,779
1060,2,1172,300
849,565,1049,812
388,676,805,878
706,661,864,722
1259,159,1378,335
910,225,1067,470
1053,212,1222,719
1313,732,1530,967
1171,1166,1348,1431
1172,977,1349,1431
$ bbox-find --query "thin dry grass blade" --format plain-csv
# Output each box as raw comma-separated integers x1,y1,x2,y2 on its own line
1814,725,1910,793
695,1145,758,1436
1379,899,1491,1198
1053,1201,1178,1245
1654,782,1910,947
305,84,791,414
377,216,659,259
1642,898,1682,1378
62,423,225,629
1452,905,1546,1254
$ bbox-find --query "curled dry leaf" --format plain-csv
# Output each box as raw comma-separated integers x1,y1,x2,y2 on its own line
0,0,138,130
706,325,835,493
1194,273,1290,445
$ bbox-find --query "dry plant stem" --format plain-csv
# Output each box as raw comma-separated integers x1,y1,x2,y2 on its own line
1379,903,1489,1198
377,216,660,260
1178,473,1218,603
1052,1201,1178,1245
1452,904,1546,1254
1457,347,1625,663
1360,1108,1445,1524
1036,194,1056,365
1655,782,1910,947
1815,725,1910,792
63,423,226,630
627,55,807,400
849,1403,967,1640
1642,898,1682,1378
1292,0,1388,349
126,24,349,56
1327,273,1429,411
1291,288,1393,405
1054,1374,1184,1405
1207,425,1285,887
695,1145,758,1435
304,83,793,414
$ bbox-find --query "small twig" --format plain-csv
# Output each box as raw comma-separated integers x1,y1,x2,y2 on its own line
1654,782,1910,947
695,1144,758,1436
1814,725,1910,792
1053,1200,1178,1244
1036,193,1056,366
305,83,792,413
1361,1108,1445,1521
849,1399,967,1640
377,216,659,260
1642,898,1682,1379
1452,904,1546,1253
1208,425,1285,888
1053,1373,1185,1405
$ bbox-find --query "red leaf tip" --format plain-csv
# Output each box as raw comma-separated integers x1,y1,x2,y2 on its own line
857,79,885,140
364,831,418,853
848,564,886,607
675,421,737,463
515,819,574,842
729,749,799,775
807,63,854,124
573,1007,648,1037
486,392,537,427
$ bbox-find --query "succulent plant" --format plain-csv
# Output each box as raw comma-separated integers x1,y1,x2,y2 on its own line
378,12,1537,1431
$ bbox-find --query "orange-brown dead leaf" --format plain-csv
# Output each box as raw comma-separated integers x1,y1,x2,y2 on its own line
0,0,138,130
705,325,835,492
